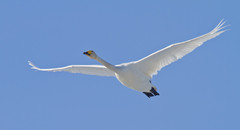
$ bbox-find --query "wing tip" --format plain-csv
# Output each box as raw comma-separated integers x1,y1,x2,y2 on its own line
211,19,230,34
28,61,40,70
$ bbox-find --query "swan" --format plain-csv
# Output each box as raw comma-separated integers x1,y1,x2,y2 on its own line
29,20,227,98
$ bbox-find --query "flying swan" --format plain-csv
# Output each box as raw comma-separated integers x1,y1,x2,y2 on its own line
29,20,227,98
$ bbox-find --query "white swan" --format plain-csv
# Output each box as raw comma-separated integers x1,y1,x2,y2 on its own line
29,20,227,98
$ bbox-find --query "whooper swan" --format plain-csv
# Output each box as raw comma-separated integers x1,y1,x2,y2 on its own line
29,20,227,98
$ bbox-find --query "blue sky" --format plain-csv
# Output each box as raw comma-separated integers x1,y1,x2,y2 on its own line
0,0,239,130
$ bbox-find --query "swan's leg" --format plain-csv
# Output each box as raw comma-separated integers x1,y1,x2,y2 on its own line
150,87,160,96
143,92,154,98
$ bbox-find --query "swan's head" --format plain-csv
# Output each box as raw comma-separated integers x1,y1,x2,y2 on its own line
83,50,97,59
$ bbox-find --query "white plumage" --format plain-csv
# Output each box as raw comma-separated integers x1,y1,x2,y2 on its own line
28,62,115,76
29,20,227,98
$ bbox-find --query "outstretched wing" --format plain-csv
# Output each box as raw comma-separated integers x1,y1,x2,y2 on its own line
28,61,115,77
134,20,227,77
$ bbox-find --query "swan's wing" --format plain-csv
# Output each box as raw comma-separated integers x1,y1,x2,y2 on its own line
134,20,227,77
28,61,115,77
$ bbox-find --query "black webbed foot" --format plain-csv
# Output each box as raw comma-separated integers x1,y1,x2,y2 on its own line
143,92,154,98
150,87,160,96
143,87,160,98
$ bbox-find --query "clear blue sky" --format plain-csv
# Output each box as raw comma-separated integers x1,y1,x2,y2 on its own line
0,0,239,130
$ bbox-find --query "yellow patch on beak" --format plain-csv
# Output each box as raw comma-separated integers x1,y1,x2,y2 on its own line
87,50,92,55
83,50,93,56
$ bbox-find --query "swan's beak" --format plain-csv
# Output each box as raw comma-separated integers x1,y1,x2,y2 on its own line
83,50,93,56
83,51,90,56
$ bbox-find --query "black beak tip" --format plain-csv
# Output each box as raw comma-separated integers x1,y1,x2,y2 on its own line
83,52,87,54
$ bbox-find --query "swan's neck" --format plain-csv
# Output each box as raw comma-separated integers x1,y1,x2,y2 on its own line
95,56,118,73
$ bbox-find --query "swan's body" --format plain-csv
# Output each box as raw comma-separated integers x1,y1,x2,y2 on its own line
29,20,227,98
115,63,152,92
